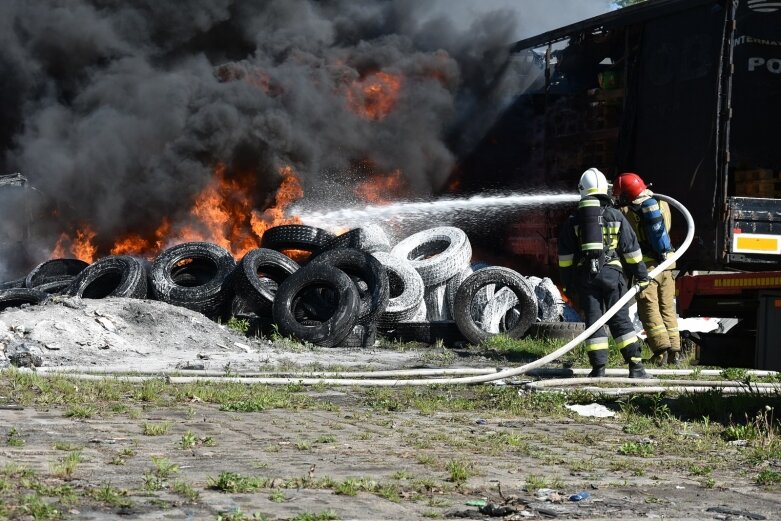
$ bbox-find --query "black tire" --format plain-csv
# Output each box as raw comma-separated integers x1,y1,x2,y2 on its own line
150,242,236,317
314,225,391,256
525,321,586,341
453,267,538,345
337,324,377,348
0,288,49,312
233,248,299,316
0,278,25,290
261,225,334,252
25,259,88,288
378,320,464,347
308,248,389,326
272,264,359,347
66,256,148,299
33,277,74,295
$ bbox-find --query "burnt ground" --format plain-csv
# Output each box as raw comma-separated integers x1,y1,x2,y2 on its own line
0,298,779,520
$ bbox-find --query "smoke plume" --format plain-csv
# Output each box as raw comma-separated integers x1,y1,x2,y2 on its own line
0,0,609,278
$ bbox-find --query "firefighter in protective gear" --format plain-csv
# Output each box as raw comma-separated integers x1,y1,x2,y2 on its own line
558,168,651,378
613,172,680,365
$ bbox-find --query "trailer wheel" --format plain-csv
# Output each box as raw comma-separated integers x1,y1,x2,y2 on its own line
67,255,148,300
0,288,49,313
453,267,537,345
390,227,472,286
150,242,235,318
272,264,359,347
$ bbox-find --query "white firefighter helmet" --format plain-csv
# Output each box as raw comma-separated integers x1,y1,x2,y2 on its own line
578,167,609,198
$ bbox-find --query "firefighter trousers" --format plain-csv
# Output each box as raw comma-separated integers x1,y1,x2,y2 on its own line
636,269,680,353
577,265,643,368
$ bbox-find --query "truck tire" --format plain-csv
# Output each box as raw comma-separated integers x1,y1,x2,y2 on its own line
424,282,449,321
372,252,424,325
150,242,236,318
314,225,392,256
66,256,148,299
337,323,377,348
0,288,49,312
309,248,389,326
233,248,299,316
25,259,88,288
0,278,26,290
453,267,538,345
480,286,520,334
525,321,585,341
32,277,74,295
272,264,359,347
527,276,564,322
446,266,472,314
261,225,334,252
378,320,464,347
390,227,472,286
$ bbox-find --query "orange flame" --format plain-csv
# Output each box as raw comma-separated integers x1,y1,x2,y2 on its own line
355,169,407,205
50,165,305,263
51,225,97,263
347,72,402,121
250,166,304,238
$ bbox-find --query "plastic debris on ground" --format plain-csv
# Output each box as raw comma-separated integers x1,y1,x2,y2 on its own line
568,491,590,502
564,403,616,418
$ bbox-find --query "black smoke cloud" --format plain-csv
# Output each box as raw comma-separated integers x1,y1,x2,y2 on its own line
0,0,605,277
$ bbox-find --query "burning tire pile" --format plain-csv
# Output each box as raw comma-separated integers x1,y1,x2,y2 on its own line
0,224,575,348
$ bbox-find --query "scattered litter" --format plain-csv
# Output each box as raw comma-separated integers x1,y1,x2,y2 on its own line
196,353,210,360
675,485,685,490
475,419,487,425
565,403,615,418
536,506,559,518
568,491,590,502
44,343,61,350
728,439,748,446
96,316,116,332
178,363,205,370
464,499,487,507
535,488,555,499
479,503,517,516
234,342,252,353
6,340,43,368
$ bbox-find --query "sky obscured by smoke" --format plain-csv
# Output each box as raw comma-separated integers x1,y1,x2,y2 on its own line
0,0,612,276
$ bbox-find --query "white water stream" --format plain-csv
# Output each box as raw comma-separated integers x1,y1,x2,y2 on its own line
296,191,580,228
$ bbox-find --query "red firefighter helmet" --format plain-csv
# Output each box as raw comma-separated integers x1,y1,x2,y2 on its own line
613,172,647,202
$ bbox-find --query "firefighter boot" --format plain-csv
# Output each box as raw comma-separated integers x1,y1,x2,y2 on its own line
667,351,681,366
588,365,606,378
628,361,650,379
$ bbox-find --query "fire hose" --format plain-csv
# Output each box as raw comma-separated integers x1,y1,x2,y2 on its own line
17,194,781,392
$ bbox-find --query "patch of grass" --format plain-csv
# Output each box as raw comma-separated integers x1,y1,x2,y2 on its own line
688,464,713,476
227,317,250,335
50,451,82,479
720,367,750,382
217,508,271,521
88,483,132,508
757,469,781,486
269,489,286,503
20,494,60,520
150,456,179,478
64,404,96,419
525,475,549,491
315,435,336,444
171,480,200,502
391,470,413,480
702,477,716,488
208,472,268,493
445,460,472,486
6,427,25,447
295,440,311,451
377,483,401,502
618,441,655,457
179,430,197,449
143,421,172,436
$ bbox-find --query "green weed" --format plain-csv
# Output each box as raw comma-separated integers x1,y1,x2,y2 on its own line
208,472,268,493
618,441,655,457
143,421,172,436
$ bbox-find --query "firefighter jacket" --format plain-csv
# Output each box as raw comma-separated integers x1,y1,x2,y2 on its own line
558,199,649,295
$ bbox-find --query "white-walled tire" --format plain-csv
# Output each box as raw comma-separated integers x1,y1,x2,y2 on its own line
390,227,471,286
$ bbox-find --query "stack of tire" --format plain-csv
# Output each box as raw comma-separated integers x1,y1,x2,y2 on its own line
0,222,581,345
